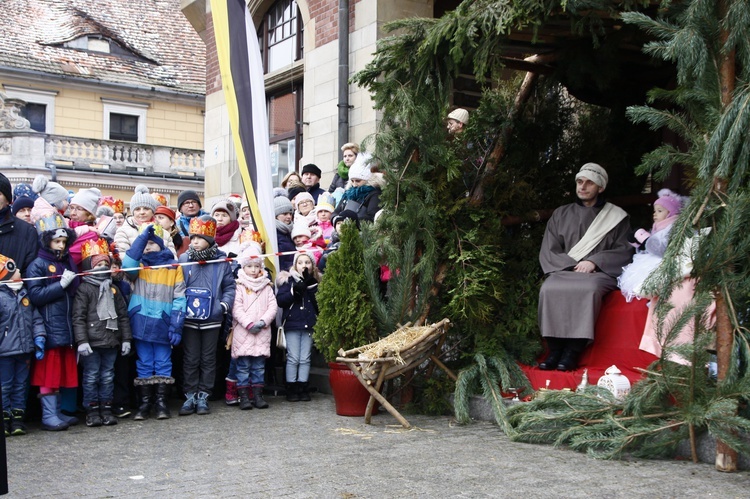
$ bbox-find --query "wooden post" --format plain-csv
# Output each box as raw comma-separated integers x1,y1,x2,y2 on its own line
715,0,737,473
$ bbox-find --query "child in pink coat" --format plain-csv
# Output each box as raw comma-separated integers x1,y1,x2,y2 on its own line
231,244,278,410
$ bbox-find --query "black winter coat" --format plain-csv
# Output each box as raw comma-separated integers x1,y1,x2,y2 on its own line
72,280,132,349
0,209,39,276
26,248,80,349
276,272,318,332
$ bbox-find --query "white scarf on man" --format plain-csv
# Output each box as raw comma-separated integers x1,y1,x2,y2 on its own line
567,202,627,262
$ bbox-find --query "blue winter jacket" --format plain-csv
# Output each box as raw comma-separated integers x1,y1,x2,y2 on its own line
275,271,318,332
26,248,80,349
179,249,236,328
277,229,296,272
0,285,44,357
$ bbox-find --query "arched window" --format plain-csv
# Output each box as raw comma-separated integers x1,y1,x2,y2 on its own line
258,0,304,185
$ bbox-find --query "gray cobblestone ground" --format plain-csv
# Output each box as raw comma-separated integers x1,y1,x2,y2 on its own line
5,394,749,497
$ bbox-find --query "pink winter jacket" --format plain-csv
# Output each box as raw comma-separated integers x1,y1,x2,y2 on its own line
231,272,278,359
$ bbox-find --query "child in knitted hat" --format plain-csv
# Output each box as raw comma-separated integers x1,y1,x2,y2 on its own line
177,215,236,416
32,175,69,213
121,223,186,421
275,196,296,272
72,238,132,427
26,212,80,431
315,193,336,243
275,251,320,401
115,185,175,257
230,244,277,410
211,199,242,259
0,254,43,436
618,188,689,302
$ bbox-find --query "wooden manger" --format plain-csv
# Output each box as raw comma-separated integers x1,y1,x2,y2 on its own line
335,318,456,428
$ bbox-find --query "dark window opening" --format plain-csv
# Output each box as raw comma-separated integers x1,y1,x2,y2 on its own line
21,103,46,132
109,113,138,142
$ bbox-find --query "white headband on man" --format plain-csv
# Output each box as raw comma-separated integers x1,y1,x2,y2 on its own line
575,162,608,189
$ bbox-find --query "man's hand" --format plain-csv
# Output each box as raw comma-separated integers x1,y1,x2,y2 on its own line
573,260,596,273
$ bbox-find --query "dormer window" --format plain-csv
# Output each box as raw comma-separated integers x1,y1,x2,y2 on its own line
62,35,140,59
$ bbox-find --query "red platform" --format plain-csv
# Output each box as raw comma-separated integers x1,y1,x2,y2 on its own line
521,291,659,391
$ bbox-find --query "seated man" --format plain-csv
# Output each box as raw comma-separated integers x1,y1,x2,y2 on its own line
537,163,633,371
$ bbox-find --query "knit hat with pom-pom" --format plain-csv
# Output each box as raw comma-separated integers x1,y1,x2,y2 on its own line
129,185,159,213
654,188,688,217
32,175,69,209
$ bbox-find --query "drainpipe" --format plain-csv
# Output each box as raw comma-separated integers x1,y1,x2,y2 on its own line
337,0,350,156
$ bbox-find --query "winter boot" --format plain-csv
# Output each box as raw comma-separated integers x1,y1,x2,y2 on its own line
252,384,269,409
286,382,300,402
85,404,103,427
154,383,171,420
298,382,311,402
39,393,69,431
225,378,239,406
133,382,154,421
179,392,197,416
237,386,253,410
3,411,10,436
10,409,27,436
195,391,211,415
100,403,118,426
56,393,79,426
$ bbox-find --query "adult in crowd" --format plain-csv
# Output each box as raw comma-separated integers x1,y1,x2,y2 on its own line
211,199,243,259
331,153,384,224
446,108,469,136
537,163,633,372
100,197,126,228
328,143,359,193
281,171,302,190
175,190,207,237
0,173,39,275
274,196,296,273
11,196,34,225
300,164,325,203
114,185,175,256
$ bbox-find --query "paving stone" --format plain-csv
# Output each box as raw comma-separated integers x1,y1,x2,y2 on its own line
5,394,749,497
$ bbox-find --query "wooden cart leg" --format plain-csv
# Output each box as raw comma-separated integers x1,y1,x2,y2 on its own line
365,366,387,424
430,355,457,381
349,366,410,428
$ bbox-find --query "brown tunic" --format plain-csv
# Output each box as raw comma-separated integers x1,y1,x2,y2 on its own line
538,202,633,340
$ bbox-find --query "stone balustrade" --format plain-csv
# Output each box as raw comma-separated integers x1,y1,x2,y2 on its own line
0,130,204,177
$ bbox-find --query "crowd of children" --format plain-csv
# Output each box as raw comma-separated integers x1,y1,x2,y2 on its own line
0,152,381,435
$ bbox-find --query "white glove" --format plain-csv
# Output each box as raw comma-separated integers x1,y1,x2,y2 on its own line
77,343,93,357
121,341,131,356
60,269,76,289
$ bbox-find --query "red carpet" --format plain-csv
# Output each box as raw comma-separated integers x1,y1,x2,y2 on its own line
521,291,659,391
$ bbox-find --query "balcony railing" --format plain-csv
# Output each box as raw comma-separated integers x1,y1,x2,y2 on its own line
45,135,204,176
0,129,204,177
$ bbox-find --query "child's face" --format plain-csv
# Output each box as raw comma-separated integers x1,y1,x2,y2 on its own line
113,212,125,227
293,235,310,247
144,240,161,254
317,210,331,222
49,237,67,252
213,210,231,227
295,255,314,274
243,262,263,278
133,206,154,224
297,199,314,216
240,206,251,220
276,212,293,225
653,205,670,223
334,221,344,233
190,236,210,251
154,214,174,230
93,260,111,270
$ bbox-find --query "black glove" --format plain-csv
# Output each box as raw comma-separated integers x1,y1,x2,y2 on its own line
293,279,307,296
302,268,316,286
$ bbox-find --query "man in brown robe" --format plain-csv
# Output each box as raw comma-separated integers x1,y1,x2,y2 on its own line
538,163,633,371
